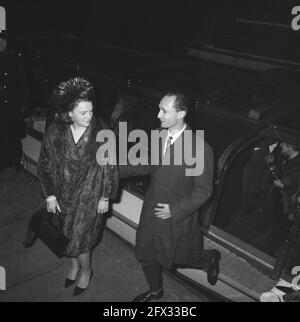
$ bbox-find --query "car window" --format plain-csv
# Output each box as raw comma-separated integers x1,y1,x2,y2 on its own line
213,136,299,259
189,109,252,161
125,99,160,134
117,98,160,196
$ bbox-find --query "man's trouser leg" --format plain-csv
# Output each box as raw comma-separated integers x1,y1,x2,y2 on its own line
141,260,163,292
187,249,216,269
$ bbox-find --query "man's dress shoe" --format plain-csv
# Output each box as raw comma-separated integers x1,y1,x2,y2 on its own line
207,250,221,286
275,286,295,294
132,289,164,302
73,270,93,296
283,289,300,302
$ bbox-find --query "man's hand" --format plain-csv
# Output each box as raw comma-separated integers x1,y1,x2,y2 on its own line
154,203,171,219
47,198,61,214
97,198,109,214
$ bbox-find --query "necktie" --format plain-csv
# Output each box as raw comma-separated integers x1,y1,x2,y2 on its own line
167,136,173,148
165,135,173,154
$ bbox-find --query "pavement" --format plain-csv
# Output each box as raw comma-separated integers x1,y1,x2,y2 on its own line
0,167,208,302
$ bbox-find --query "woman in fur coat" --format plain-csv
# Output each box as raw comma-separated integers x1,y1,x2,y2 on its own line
37,77,118,295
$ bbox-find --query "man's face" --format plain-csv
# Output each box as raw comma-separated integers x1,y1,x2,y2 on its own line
157,95,185,129
68,100,93,128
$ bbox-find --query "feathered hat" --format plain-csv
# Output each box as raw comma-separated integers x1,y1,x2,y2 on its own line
52,76,95,114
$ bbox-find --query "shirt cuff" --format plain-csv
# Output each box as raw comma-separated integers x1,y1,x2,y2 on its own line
46,195,57,202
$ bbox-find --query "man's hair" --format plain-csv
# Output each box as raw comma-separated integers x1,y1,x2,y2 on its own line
52,77,95,124
165,91,190,116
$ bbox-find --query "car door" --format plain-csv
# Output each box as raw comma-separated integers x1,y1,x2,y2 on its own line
208,124,300,278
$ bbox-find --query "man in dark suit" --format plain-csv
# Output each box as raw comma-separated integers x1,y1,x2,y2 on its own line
120,91,221,302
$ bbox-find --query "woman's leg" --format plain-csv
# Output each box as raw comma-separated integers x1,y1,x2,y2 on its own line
67,257,81,280
78,251,91,272
76,251,93,288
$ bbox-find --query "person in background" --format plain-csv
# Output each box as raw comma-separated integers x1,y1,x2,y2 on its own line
263,141,300,254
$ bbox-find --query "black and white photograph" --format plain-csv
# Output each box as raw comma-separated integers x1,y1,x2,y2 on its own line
1,0,300,305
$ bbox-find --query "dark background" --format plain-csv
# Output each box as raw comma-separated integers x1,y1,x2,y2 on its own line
2,0,300,57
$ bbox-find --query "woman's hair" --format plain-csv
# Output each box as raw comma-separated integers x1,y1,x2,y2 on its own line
51,77,95,124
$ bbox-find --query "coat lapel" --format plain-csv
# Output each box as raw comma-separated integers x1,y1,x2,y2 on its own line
159,125,192,167
159,129,168,165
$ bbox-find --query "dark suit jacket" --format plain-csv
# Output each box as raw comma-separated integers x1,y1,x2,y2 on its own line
120,125,214,268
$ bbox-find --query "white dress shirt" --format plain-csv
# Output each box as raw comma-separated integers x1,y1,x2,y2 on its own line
163,124,186,154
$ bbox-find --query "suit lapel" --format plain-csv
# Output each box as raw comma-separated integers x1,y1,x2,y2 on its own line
160,125,192,166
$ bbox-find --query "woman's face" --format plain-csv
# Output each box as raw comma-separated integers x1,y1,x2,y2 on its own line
68,101,93,128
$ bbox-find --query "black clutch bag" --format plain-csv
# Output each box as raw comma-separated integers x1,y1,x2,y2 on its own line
29,208,70,258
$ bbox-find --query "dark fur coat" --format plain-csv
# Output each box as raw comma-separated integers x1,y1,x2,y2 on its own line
36,118,118,257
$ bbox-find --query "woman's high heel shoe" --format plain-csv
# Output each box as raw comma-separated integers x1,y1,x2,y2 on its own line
64,278,76,288
64,266,80,288
73,270,93,296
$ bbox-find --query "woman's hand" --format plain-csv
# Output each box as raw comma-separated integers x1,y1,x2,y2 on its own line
274,179,284,189
47,198,61,214
97,198,109,214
